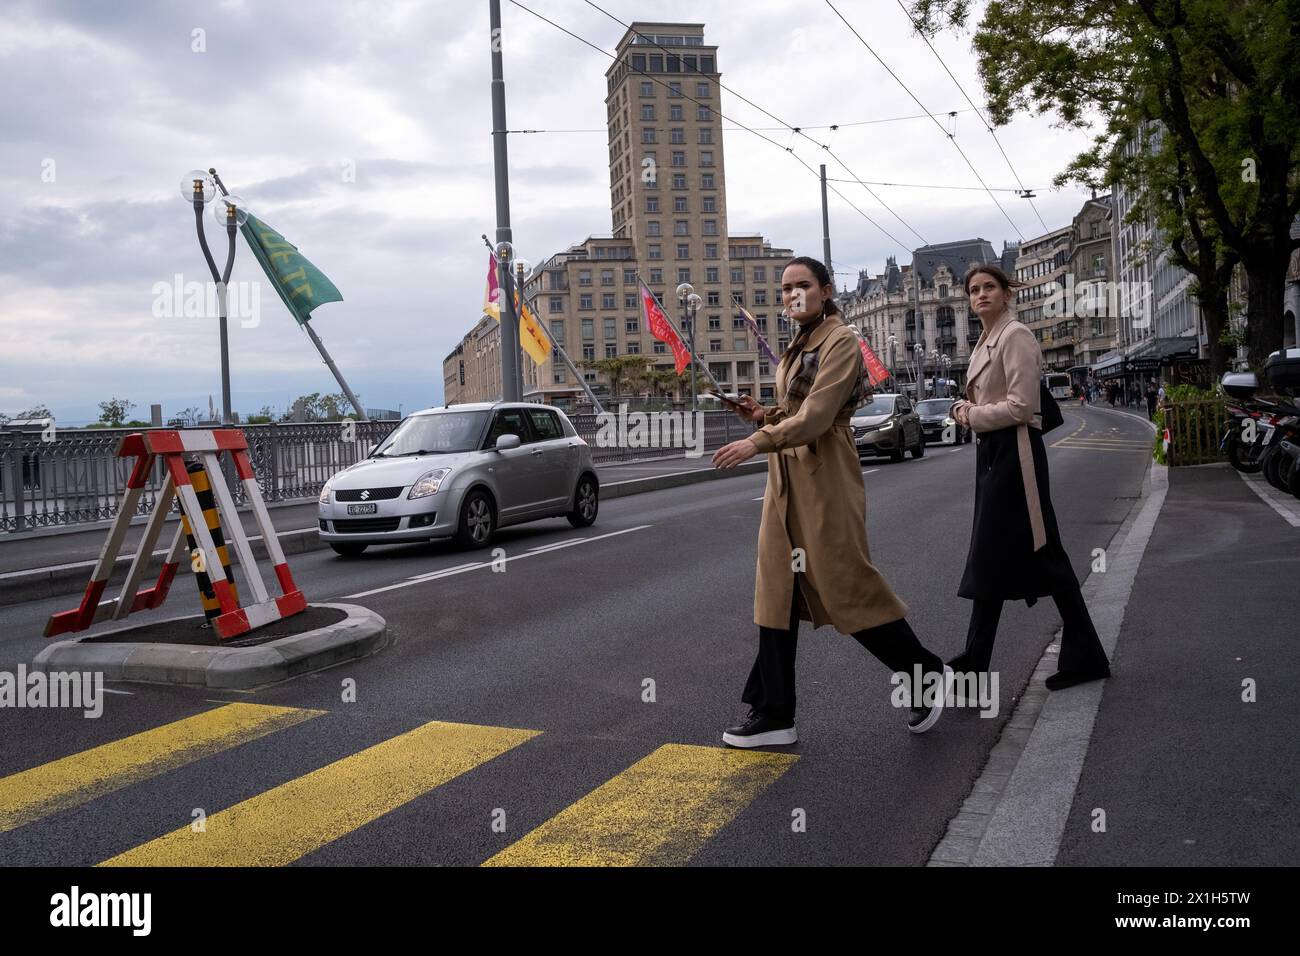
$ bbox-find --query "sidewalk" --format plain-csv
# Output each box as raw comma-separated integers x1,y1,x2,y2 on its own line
0,453,761,605
1056,463,1300,865
935,459,1299,866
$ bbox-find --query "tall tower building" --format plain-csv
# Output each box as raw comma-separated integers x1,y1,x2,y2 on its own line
444,22,795,410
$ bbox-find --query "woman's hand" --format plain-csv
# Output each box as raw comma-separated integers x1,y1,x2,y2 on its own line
732,394,766,424
952,400,971,429
712,437,759,469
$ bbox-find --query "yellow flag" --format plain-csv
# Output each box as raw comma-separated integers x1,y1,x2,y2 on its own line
515,292,551,366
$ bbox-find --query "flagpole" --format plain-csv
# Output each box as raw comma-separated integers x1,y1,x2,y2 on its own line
299,316,369,422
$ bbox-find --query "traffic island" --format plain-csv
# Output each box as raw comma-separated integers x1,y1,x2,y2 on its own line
32,602,388,690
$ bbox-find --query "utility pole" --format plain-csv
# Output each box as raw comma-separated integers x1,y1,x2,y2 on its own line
489,0,521,401
820,164,832,274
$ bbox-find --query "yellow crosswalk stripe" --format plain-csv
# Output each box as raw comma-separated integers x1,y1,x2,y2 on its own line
99,720,540,867
484,743,797,867
0,703,321,834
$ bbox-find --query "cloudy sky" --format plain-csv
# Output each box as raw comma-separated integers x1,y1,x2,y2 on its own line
1,0,1099,425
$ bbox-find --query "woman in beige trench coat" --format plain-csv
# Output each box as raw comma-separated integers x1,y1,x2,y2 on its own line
712,257,952,746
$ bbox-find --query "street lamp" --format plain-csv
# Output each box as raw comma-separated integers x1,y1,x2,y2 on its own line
912,342,924,400
179,168,248,426
929,349,941,399
677,282,697,410
886,334,898,387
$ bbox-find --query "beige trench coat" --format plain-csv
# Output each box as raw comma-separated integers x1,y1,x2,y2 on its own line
747,314,910,633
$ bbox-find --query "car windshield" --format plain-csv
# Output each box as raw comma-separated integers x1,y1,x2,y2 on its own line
372,411,489,456
855,396,895,416
916,399,953,416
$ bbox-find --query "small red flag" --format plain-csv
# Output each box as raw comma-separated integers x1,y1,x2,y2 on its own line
641,282,692,374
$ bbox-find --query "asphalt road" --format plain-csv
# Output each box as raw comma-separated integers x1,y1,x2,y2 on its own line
0,405,1153,866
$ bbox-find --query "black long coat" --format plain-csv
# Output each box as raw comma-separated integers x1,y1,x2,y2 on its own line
957,310,1078,604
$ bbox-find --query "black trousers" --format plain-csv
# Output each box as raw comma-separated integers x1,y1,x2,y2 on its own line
741,585,943,722
956,582,1109,674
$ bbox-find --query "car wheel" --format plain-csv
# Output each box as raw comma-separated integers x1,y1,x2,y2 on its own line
454,490,495,549
329,542,368,558
911,435,925,459
567,475,599,528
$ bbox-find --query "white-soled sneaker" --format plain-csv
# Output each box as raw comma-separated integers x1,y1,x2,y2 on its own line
908,666,953,734
722,709,797,748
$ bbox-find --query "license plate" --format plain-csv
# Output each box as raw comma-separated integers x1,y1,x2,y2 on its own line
347,503,378,515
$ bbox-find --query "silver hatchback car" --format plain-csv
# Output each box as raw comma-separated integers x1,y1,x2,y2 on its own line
318,402,598,556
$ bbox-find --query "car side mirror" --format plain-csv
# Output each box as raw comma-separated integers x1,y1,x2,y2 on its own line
495,434,521,451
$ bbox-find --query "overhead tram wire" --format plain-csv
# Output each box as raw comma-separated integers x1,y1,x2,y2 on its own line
822,0,1026,241
504,0,917,254
577,0,928,246
891,0,1049,233
505,110,980,135
826,176,1047,193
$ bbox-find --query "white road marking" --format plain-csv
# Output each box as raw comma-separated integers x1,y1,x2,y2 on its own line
343,525,654,598
1237,471,1300,527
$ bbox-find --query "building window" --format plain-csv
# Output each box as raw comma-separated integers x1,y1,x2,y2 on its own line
700,151,713,166
627,340,640,354
697,106,711,121
606,343,618,358
632,53,646,72
642,128,656,143
708,316,722,330
670,104,683,121
705,267,719,283
583,343,595,360
698,128,713,144
734,334,747,350
550,296,563,313
671,128,685,144
702,196,715,212
649,268,663,283
707,290,721,306
676,243,689,258
701,54,715,73
709,339,722,352
554,368,566,383
582,318,594,339
604,318,616,339
672,151,686,167
753,267,767,283
730,267,743,283
757,316,768,332
579,294,593,310
678,267,691,283
649,54,663,72
640,81,653,97
754,290,767,305
646,196,659,212
938,284,947,298
672,173,687,188
647,220,660,236
668,81,681,97
601,269,614,286
701,173,714,188
625,317,639,334
732,290,745,306
602,293,616,309
623,268,636,284
625,292,637,309
579,270,592,286
674,220,689,235
653,341,666,353
697,81,710,97
674,195,688,212
705,243,719,259
733,315,747,329
648,244,662,259
640,105,654,120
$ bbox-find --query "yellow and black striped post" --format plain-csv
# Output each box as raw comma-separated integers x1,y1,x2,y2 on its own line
180,460,239,620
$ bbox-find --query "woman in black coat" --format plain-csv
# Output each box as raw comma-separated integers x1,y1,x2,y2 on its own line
949,265,1110,690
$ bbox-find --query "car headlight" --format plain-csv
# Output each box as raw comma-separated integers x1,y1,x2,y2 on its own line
408,468,452,499
319,477,334,505
880,421,894,431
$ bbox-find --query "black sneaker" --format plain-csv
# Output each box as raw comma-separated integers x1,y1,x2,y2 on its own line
908,665,953,734
722,709,797,748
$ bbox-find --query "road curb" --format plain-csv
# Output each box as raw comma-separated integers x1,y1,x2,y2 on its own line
30,602,389,690
0,461,768,608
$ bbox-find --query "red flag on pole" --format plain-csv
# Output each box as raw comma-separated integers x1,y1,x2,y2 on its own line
641,281,692,374
848,327,890,386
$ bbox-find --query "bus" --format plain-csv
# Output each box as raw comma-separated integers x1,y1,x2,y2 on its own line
1044,372,1073,400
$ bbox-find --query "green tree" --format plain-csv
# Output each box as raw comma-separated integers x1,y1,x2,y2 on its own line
910,0,1300,368
580,356,652,399
97,397,135,427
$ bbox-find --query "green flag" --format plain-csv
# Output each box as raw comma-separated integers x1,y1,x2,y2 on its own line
239,213,343,325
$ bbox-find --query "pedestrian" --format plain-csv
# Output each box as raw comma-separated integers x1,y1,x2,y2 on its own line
1145,379,1157,419
712,255,951,746
948,265,1111,691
